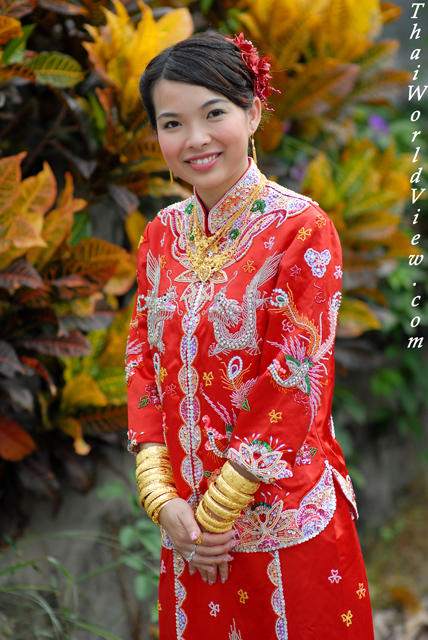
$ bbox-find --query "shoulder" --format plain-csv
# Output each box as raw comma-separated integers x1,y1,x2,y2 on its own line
264,178,323,218
264,178,339,236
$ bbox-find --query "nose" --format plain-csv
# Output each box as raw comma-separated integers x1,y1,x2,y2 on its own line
185,122,211,149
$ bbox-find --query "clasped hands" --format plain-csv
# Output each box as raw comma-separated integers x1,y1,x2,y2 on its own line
158,497,236,584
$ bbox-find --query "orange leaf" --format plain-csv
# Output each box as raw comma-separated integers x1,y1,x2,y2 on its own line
58,417,91,455
27,172,87,270
0,63,35,83
0,152,26,215
0,415,36,461
0,15,23,45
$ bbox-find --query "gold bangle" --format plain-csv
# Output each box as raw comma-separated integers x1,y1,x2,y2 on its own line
208,482,244,511
196,503,234,532
136,457,170,476
139,485,171,508
136,446,169,465
222,461,260,494
146,494,179,525
136,459,172,475
196,501,234,530
216,476,254,505
203,492,240,520
137,470,174,485
144,485,177,511
146,490,178,514
138,480,175,498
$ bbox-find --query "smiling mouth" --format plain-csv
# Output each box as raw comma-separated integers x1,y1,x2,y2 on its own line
186,153,220,165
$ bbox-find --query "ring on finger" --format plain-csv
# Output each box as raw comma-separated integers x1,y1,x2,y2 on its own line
186,544,197,563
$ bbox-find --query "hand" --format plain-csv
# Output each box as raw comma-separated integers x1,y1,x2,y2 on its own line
158,498,236,583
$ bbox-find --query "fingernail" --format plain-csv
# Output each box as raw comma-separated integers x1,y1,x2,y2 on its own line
189,569,196,575
230,540,238,549
221,578,227,583
224,555,234,562
202,577,207,583
190,531,199,541
209,568,216,575
208,580,215,586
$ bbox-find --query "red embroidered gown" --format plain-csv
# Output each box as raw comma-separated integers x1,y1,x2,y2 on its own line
126,159,374,639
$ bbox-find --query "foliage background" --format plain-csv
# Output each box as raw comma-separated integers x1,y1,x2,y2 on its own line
0,0,427,636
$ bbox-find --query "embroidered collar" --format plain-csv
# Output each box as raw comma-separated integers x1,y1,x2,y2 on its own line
193,158,264,235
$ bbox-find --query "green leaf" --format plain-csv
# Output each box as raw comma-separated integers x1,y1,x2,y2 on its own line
119,526,139,549
26,51,85,88
2,23,35,65
96,481,125,500
134,572,154,601
137,531,162,557
69,210,91,246
200,0,213,13
135,518,158,533
120,555,145,571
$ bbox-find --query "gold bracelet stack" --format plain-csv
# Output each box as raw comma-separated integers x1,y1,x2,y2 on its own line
135,446,179,525
196,461,260,532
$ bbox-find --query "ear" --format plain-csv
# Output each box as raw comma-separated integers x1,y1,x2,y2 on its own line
248,96,262,136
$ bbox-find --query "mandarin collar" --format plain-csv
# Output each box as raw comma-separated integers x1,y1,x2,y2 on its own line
193,158,264,235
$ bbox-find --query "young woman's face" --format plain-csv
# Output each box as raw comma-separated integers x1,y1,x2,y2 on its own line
153,79,261,211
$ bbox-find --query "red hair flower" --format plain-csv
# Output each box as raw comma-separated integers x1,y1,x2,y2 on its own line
226,32,280,112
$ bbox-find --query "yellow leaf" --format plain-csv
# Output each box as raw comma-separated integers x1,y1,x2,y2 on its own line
5,216,47,249
0,15,23,45
27,172,86,269
103,251,136,296
337,296,381,338
58,417,91,456
61,374,108,412
125,210,147,252
9,161,57,218
156,8,194,51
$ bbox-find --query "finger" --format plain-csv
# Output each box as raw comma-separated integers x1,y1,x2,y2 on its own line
192,552,234,567
176,508,201,543
201,529,236,547
207,564,218,585
196,539,237,557
218,561,230,584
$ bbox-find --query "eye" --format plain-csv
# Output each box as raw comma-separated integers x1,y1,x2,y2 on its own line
163,120,181,129
208,108,225,118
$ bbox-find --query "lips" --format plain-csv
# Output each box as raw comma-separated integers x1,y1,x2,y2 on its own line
185,152,221,166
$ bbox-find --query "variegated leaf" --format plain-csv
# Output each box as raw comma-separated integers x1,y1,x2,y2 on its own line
26,51,85,88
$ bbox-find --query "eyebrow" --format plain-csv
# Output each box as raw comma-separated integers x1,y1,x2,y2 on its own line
157,98,229,121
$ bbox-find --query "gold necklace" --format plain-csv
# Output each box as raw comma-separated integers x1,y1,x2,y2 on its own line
186,177,267,282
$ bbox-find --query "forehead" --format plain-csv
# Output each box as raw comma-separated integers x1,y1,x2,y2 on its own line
152,79,230,114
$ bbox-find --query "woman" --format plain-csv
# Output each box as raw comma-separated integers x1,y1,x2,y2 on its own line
126,32,374,640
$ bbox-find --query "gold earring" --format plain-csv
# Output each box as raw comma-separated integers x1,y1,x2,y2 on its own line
169,169,174,183
251,135,257,165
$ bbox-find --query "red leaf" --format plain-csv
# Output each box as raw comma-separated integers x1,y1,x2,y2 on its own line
0,0,37,19
0,259,48,291
0,339,25,377
77,404,128,434
18,330,91,357
0,415,36,461
21,356,57,394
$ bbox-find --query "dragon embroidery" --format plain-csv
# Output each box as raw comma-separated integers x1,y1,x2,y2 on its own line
207,252,285,356
142,251,177,353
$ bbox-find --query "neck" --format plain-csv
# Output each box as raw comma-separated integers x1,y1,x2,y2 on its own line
195,158,251,212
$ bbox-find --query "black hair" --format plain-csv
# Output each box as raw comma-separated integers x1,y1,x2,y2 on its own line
139,32,255,131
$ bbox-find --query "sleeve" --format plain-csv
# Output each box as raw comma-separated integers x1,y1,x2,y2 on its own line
126,221,164,453
226,208,342,483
